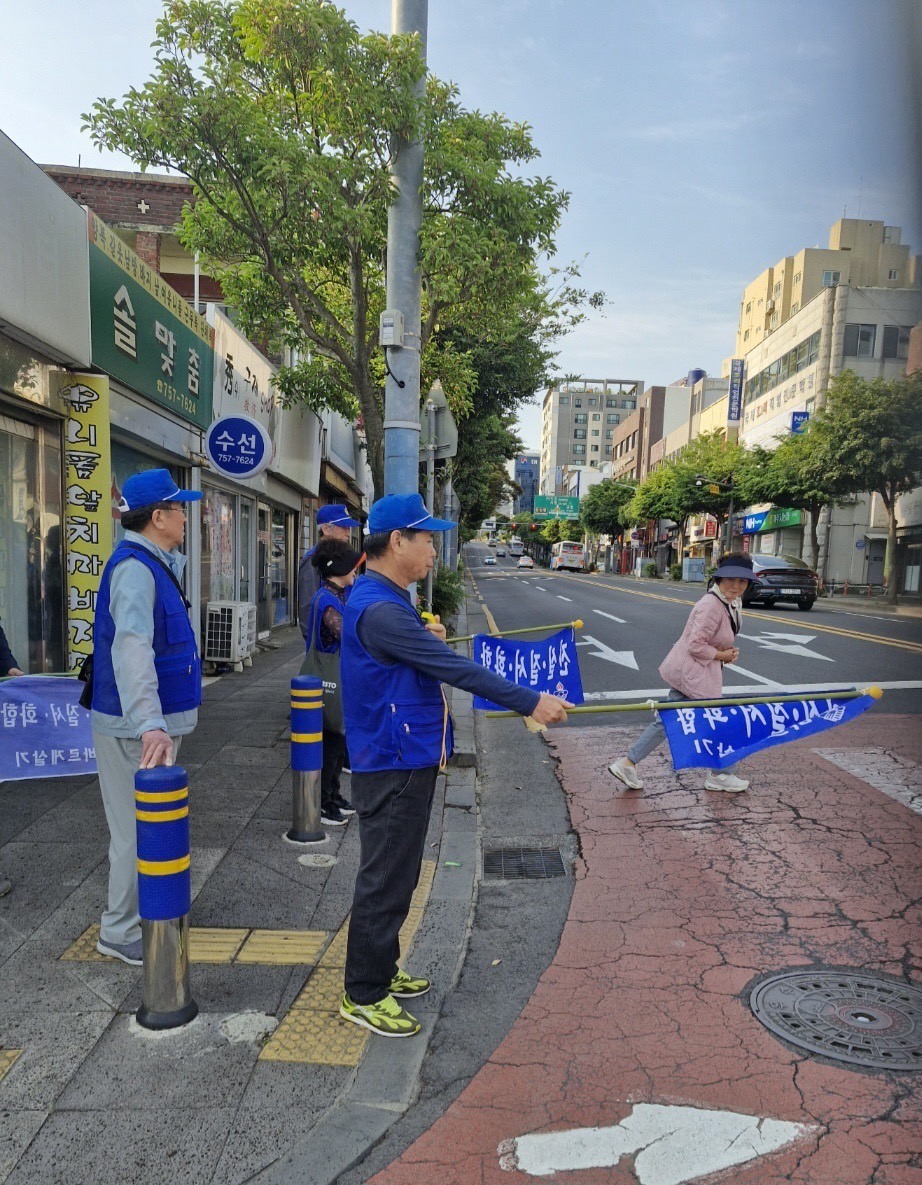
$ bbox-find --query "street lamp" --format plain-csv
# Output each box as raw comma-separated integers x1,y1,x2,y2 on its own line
695,474,734,555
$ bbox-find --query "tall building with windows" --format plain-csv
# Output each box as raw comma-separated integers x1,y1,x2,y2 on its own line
729,218,922,591
539,377,642,495
511,452,540,514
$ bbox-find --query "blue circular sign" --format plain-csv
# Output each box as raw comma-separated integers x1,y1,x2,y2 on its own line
205,414,272,479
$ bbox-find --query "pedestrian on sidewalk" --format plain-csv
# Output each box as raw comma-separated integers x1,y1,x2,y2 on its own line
608,552,755,795
90,470,202,965
297,504,361,640
339,492,571,1039
303,538,361,827
0,618,24,897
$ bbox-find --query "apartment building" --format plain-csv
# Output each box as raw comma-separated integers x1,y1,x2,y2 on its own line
540,377,641,494
734,218,920,358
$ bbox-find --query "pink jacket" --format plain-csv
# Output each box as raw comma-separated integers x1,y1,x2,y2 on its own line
658,591,738,700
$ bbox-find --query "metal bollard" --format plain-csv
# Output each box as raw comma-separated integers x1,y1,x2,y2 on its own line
286,675,326,845
135,765,199,1030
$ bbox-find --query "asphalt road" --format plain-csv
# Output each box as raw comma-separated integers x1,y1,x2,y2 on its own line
467,543,922,719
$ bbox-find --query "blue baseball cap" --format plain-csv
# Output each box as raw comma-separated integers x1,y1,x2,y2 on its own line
317,503,360,528
117,469,202,513
366,493,454,534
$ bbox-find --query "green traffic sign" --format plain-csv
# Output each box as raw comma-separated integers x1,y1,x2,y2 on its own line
534,495,580,520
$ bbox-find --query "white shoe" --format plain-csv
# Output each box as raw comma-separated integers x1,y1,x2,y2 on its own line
704,772,750,793
608,757,644,790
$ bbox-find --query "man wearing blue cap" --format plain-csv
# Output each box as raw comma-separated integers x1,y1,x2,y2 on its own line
297,504,361,640
90,469,203,965
338,493,570,1038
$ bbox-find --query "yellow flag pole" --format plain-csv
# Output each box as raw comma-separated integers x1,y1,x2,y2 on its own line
448,619,583,646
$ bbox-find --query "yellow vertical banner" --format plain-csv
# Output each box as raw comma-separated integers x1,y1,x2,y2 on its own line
53,373,113,672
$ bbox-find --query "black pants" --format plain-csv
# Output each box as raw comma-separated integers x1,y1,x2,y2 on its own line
344,766,438,1004
321,730,347,811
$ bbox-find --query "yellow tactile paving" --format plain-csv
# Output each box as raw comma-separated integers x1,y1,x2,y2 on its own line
260,1007,368,1065
61,925,328,966
190,928,250,964
235,929,327,965
262,861,438,1066
0,1050,22,1083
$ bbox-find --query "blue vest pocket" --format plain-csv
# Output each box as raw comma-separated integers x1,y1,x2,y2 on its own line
391,700,449,768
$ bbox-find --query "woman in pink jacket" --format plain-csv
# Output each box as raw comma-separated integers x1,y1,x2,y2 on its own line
608,553,755,794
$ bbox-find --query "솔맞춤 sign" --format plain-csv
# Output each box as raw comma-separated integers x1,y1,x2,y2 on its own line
205,414,273,480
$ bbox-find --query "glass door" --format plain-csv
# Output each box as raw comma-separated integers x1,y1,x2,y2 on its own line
256,504,272,634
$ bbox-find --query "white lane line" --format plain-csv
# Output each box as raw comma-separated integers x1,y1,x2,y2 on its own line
593,609,627,624
812,748,922,817
581,679,922,703
722,663,783,689
557,595,573,602
534,585,549,592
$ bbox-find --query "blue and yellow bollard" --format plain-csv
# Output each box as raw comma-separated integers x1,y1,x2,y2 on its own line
135,765,199,1030
286,675,326,845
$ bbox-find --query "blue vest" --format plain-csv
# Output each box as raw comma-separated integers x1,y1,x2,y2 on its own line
342,574,453,773
306,584,345,655
92,542,202,719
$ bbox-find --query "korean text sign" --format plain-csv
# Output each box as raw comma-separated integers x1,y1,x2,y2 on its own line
54,373,113,672
472,627,584,711
205,414,272,479
0,677,96,781
87,213,214,429
660,692,876,770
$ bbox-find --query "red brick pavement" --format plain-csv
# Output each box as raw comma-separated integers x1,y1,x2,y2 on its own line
372,714,922,1185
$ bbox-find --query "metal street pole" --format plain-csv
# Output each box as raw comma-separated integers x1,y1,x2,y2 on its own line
425,397,436,606
383,0,428,496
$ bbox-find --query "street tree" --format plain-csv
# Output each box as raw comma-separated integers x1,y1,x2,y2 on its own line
580,479,636,567
810,370,922,603
85,0,596,493
628,464,700,559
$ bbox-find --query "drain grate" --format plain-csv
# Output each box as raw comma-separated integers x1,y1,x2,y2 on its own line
483,847,566,880
750,970,922,1071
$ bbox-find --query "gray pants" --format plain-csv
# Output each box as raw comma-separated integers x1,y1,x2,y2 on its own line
627,688,739,775
93,731,184,945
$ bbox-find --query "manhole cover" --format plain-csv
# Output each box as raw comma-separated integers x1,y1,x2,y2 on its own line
750,971,922,1071
483,847,566,880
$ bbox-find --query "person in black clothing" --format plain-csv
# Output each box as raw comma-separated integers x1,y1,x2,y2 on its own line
0,619,23,897
305,539,361,826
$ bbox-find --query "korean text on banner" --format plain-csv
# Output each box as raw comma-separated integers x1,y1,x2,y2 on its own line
53,373,113,673
0,677,96,782
472,627,584,712
660,692,877,771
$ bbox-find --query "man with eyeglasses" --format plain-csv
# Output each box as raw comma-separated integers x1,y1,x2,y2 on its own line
89,469,203,965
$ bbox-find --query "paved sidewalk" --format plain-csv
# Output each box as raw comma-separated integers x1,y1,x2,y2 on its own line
370,713,922,1184
0,626,479,1185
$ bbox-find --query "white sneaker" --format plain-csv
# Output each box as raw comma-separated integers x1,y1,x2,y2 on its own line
608,757,644,790
704,772,750,793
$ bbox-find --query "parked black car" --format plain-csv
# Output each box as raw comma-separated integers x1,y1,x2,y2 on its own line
741,553,819,611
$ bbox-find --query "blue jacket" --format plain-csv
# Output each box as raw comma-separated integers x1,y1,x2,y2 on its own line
92,543,201,719
342,575,453,773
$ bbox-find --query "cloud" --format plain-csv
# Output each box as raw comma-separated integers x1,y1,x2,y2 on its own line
623,111,764,143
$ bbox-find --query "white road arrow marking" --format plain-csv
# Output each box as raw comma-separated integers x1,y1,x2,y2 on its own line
593,609,627,623
740,632,834,661
499,1103,815,1184
576,634,639,670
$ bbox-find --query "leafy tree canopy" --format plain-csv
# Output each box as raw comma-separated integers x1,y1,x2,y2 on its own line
85,0,600,491
579,479,636,537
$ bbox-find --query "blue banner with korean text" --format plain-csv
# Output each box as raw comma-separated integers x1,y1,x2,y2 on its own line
0,677,96,782
472,628,584,711
660,691,877,770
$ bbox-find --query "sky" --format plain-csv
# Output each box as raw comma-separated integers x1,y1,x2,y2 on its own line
3,0,919,451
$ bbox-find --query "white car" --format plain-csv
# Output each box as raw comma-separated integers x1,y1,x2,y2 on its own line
483,556,496,565
516,555,534,569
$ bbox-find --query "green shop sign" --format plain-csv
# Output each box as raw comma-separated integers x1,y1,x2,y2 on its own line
741,506,803,534
88,213,214,429
534,494,580,520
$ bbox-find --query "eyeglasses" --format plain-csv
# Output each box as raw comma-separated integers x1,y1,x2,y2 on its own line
158,504,187,516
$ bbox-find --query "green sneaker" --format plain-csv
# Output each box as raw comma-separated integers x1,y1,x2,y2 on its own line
389,968,431,998
339,992,421,1037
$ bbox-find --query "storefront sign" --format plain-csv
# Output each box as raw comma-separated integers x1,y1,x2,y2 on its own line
727,358,744,426
205,414,272,480
87,213,214,429
534,495,580,520
742,506,803,535
791,410,810,434
210,308,280,454
54,372,112,672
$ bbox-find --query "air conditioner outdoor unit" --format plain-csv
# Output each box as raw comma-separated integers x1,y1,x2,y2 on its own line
204,601,257,669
